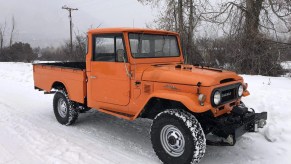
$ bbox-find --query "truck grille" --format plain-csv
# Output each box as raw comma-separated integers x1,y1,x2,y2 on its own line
221,88,237,104
211,83,240,107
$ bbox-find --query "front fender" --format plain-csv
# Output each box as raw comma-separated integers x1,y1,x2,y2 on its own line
145,90,212,113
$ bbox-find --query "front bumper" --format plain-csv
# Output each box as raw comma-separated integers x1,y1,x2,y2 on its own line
207,105,267,146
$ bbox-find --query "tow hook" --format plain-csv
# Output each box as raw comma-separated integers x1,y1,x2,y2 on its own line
258,119,267,128
255,119,267,132
223,135,234,145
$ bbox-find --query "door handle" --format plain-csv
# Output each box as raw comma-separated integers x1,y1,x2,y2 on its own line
90,76,97,79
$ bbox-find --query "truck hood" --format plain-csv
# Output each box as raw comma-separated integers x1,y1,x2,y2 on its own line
142,65,242,86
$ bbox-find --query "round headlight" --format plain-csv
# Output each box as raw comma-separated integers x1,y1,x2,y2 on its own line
213,91,221,105
238,84,243,97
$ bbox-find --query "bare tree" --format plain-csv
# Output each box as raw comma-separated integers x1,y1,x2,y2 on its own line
198,0,291,75
9,16,15,48
138,0,206,64
0,21,6,54
138,0,290,75
73,30,87,61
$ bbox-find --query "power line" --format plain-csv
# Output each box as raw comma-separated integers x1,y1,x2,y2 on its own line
62,5,78,54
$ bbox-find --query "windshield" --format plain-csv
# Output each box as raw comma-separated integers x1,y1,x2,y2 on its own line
128,33,180,58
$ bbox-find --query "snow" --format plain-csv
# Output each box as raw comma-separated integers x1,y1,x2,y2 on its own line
281,61,291,70
282,61,291,77
0,62,291,164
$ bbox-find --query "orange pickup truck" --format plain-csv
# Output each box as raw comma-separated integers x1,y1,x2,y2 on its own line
33,28,267,164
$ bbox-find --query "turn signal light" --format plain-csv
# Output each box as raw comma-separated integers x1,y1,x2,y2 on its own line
198,94,206,106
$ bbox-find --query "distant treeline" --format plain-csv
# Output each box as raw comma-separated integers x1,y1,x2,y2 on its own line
35,33,87,62
0,34,86,63
0,42,37,62
0,33,290,77
0,17,86,63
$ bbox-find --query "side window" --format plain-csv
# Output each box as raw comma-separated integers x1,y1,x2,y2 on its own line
93,34,126,62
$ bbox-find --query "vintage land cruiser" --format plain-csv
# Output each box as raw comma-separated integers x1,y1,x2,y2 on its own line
33,28,267,164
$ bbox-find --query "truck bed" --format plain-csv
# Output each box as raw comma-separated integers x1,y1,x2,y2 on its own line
33,62,87,104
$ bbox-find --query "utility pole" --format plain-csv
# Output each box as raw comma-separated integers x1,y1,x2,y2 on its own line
62,5,78,54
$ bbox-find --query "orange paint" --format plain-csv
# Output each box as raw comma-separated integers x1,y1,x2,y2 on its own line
33,28,249,120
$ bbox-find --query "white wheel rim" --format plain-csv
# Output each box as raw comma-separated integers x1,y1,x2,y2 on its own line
160,125,185,157
57,98,67,118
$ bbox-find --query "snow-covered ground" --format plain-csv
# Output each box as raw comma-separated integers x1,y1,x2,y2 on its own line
0,62,290,164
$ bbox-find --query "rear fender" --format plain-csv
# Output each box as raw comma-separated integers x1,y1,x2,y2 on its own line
50,81,75,102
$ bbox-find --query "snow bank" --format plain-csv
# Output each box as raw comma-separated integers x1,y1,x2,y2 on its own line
281,61,291,70
0,62,290,164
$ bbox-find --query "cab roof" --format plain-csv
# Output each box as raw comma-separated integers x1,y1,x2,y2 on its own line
88,27,179,35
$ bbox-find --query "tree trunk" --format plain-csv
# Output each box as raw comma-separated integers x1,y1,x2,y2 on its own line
245,0,263,40
0,22,6,54
178,0,186,63
10,17,15,48
0,30,3,53
173,3,178,31
187,0,194,64
242,0,264,74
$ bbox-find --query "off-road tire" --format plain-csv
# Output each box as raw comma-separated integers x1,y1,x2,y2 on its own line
53,90,79,125
151,109,206,164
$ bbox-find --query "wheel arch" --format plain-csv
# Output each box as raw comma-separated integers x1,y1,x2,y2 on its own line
139,97,188,119
51,81,73,100
51,81,67,91
138,91,211,119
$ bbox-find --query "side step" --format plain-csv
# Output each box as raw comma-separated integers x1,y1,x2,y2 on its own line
97,108,135,121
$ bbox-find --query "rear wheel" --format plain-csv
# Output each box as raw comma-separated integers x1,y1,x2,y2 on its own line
151,109,206,164
53,90,79,125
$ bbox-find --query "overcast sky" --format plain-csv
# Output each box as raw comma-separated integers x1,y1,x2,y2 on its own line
0,0,155,48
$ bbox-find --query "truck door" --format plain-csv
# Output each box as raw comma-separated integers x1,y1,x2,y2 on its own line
89,33,130,107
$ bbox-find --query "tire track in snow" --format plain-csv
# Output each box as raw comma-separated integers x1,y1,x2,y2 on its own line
0,101,115,164
0,62,159,164
0,99,158,164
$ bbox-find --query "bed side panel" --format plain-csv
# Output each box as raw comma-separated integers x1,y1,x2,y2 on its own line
33,64,86,104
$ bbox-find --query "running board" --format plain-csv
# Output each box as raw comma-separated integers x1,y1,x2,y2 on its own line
97,108,135,120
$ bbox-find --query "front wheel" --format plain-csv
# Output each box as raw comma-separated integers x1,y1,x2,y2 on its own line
151,109,206,164
53,90,79,125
